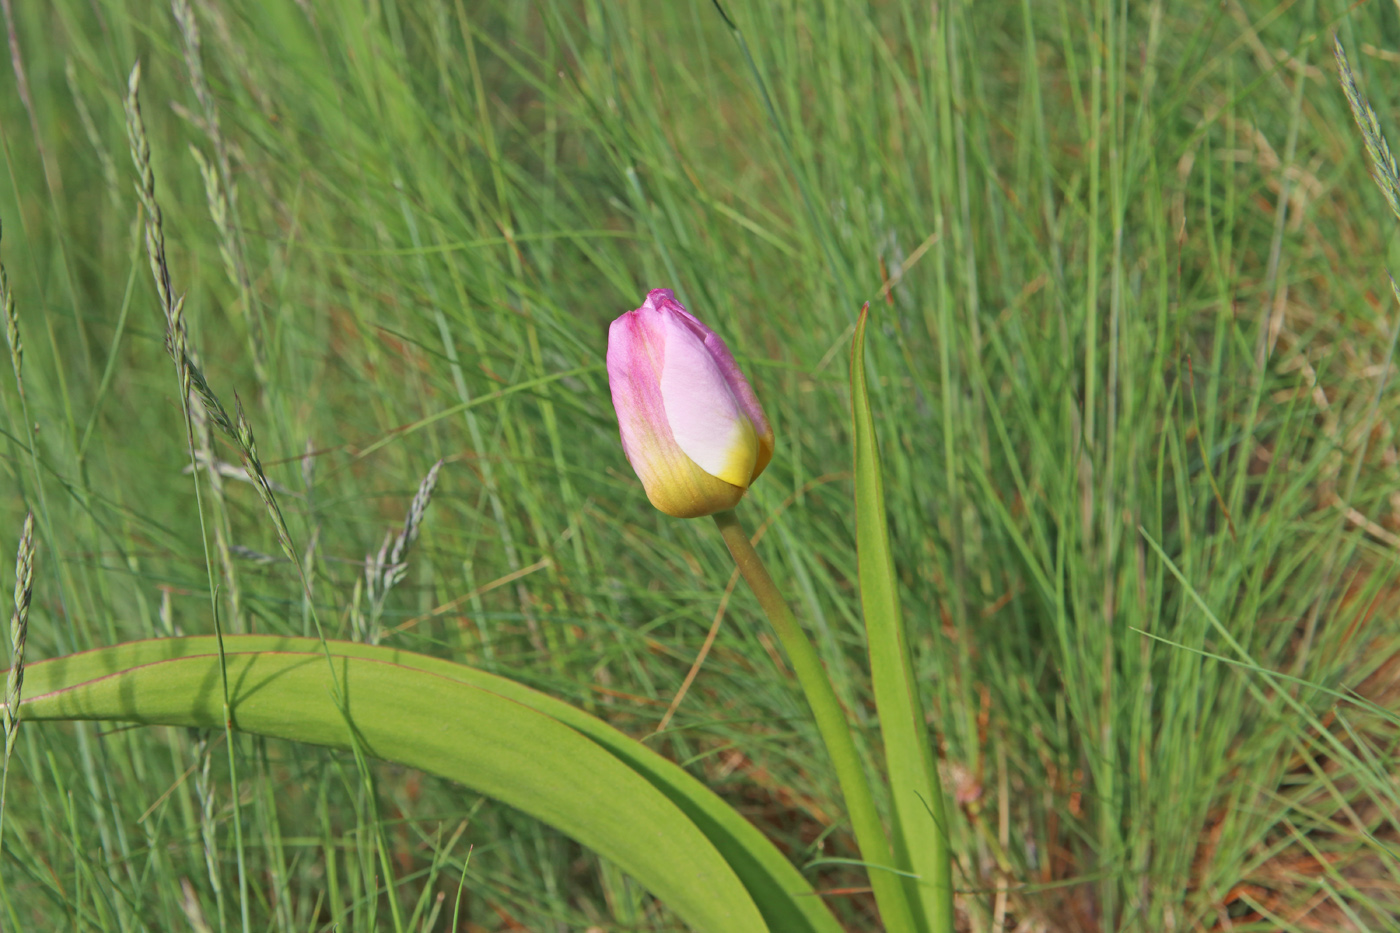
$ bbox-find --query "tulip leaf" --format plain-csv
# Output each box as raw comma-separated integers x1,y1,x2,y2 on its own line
16,636,844,933
850,303,953,932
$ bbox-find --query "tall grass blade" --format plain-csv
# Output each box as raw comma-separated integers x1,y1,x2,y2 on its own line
850,303,952,932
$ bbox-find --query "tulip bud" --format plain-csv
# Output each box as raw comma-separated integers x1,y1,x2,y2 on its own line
606,289,775,518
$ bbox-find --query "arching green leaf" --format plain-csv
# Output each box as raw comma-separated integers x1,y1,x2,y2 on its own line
18,637,845,933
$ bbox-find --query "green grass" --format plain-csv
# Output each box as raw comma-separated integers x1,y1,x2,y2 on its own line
3,0,1400,929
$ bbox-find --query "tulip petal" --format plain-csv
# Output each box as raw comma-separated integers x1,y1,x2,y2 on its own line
658,310,759,488
647,291,775,482
695,333,774,481
608,312,747,518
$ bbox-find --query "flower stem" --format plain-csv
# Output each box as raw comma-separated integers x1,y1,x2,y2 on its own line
713,509,919,933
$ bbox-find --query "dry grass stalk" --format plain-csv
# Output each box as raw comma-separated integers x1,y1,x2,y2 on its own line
191,730,221,900
178,877,214,933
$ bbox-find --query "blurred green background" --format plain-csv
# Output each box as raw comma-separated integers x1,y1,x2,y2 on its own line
3,0,1400,930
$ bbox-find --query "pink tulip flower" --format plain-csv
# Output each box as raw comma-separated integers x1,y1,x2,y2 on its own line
607,289,775,518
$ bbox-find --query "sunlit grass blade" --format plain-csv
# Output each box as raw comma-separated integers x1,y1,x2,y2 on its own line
850,303,952,932
15,636,846,933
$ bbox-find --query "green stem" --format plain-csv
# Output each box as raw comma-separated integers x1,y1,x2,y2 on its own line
712,509,918,933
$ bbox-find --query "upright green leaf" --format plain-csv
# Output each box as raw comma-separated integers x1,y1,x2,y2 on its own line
850,303,953,932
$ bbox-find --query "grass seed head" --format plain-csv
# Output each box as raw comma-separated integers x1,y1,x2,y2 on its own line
1334,36,1400,223
184,353,236,440
4,511,35,756
0,221,19,391
389,459,443,571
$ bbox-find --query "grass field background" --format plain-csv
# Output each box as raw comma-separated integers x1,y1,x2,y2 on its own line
3,1,1400,930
